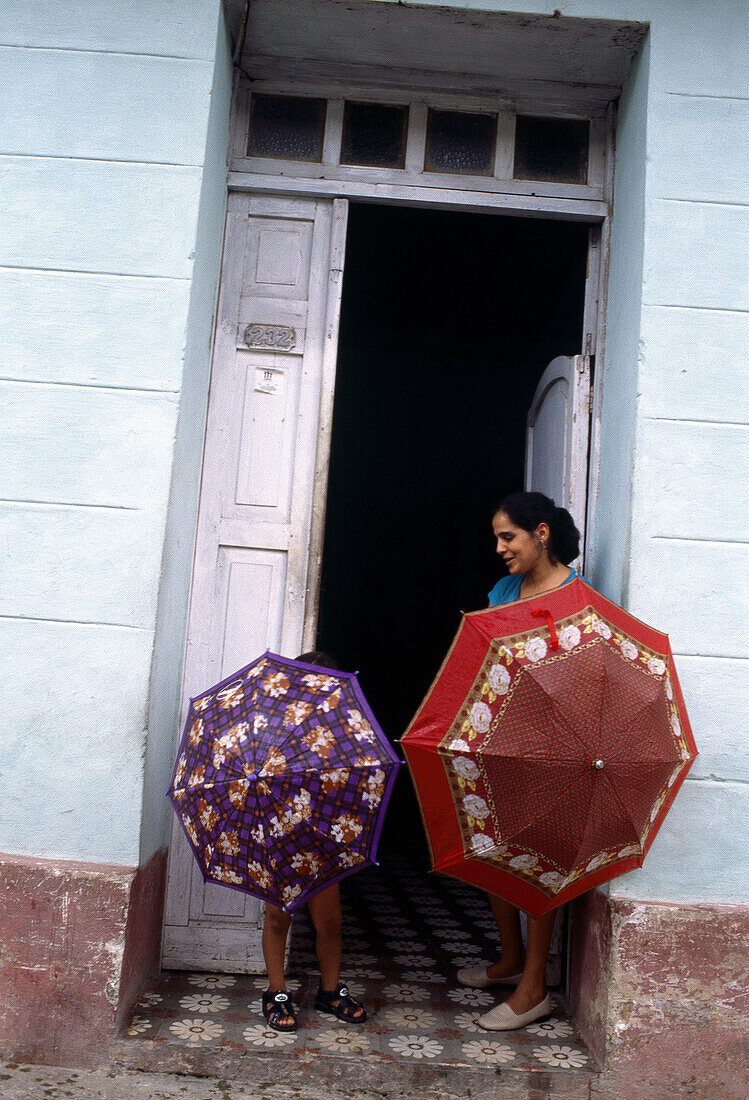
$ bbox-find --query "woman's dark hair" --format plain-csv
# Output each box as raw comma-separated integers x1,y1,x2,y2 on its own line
494,492,580,565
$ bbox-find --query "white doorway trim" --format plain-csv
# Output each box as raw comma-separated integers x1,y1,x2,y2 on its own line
162,66,615,969
228,172,607,222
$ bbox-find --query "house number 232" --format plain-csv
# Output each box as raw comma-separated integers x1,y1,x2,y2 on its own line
244,324,296,351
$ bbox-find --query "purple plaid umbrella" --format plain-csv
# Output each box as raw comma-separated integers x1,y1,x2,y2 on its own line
168,651,400,911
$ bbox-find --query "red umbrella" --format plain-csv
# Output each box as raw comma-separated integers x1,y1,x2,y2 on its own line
401,578,697,917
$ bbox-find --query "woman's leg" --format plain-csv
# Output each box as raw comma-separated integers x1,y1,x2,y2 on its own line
503,909,555,1013
485,893,526,978
262,904,295,1024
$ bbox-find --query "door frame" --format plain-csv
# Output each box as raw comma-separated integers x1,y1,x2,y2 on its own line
226,195,610,648
162,72,614,970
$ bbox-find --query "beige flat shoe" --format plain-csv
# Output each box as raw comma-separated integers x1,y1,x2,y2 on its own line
476,994,551,1031
455,964,523,989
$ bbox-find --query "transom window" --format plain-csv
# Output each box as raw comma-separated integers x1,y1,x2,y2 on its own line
424,109,497,176
340,101,409,169
514,116,590,185
247,93,326,161
231,81,609,208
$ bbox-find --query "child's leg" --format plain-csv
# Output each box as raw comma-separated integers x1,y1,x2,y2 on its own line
308,885,365,1021
307,884,342,991
262,903,292,991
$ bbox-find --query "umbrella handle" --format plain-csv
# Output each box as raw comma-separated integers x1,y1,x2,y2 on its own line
531,608,559,650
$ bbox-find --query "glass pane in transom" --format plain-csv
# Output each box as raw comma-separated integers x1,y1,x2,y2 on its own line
341,101,409,168
514,116,590,184
247,94,326,161
424,109,496,176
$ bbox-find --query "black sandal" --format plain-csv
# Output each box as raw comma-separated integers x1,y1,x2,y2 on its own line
262,989,297,1032
314,983,367,1024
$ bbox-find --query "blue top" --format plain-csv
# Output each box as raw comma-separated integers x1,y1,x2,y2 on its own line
488,568,579,607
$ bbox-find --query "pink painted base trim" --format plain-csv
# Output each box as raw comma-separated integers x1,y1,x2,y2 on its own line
0,848,166,1068
570,890,749,1096
117,848,167,1033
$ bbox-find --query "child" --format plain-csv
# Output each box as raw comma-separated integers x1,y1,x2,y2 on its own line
261,651,367,1032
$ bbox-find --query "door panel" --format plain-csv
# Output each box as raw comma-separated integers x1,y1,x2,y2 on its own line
162,194,348,972
217,550,287,675
525,353,591,560
198,880,246,920
234,356,301,513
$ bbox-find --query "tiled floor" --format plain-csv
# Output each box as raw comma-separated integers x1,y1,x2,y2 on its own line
123,854,591,1076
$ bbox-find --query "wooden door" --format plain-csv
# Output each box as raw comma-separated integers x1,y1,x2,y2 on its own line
162,193,348,972
523,351,591,985
525,354,591,561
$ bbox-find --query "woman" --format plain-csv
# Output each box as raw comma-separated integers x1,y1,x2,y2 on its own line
457,491,581,1032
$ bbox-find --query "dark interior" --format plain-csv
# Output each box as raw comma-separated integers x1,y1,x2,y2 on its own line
316,202,589,851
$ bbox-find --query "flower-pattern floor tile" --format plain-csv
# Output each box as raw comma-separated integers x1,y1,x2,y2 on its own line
122,854,592,1075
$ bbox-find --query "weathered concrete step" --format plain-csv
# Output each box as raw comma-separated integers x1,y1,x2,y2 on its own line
108,1038,594,1098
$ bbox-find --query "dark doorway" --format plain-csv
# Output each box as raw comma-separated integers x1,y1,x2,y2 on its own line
316,203,588,853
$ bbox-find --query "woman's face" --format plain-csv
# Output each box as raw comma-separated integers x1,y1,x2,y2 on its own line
492,510,544,575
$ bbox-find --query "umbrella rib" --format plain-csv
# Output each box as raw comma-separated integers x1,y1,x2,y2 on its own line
605,776,645,850
491,765,588,850
273,678,354,758
196,782,263,879
546,693,603,759
602,759,680,845
594,652,672,759
261,763,390,797
502,679,595,761
266,761,388,777
196,761,388,860
437,765,588,873
261,783,369,854
526,661,665,764
519,659,606,759
611,695,682,763
572,772,641,871
219,778,272,868
473,751,585,766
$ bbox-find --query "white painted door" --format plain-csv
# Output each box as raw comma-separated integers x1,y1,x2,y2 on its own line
525,354,591,561
162,193,348,972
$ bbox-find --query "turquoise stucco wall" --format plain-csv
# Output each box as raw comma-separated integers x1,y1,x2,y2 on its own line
605,4,749,904
139,9,234,866
0,0,232,866
0,1,746,905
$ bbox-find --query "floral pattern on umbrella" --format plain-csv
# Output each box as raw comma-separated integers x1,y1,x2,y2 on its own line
401,579,697,917
168,652,400,911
